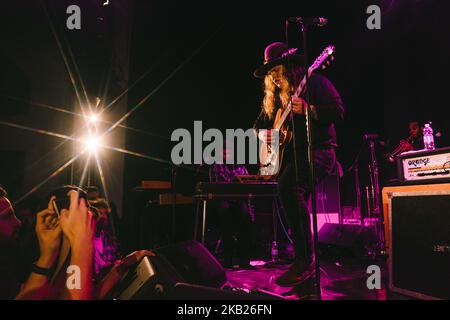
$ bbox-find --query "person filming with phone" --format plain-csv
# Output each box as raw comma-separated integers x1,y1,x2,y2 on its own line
15,186,154,300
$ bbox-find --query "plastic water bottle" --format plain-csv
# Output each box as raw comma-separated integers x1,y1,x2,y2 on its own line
423,123,435,150
271,241,279,262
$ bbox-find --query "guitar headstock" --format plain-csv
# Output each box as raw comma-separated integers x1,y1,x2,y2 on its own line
309,45,336,72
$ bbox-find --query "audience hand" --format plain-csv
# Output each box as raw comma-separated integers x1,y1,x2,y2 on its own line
58,190,96,300
35,196,62,268
59,190,95,248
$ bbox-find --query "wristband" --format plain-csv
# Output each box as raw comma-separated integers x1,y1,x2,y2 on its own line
31,263,51,277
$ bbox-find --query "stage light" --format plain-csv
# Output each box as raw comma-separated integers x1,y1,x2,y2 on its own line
84,135,101,153
88,113,99,123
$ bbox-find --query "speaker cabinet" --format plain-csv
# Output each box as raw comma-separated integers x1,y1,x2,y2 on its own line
318,223,377,257
314,164,342,215
154,240,226,288
308,164,342,231
382,184,450,299
113,242,283,300
114,254,184,300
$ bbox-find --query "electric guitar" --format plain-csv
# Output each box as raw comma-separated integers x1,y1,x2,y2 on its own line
259,45,336,176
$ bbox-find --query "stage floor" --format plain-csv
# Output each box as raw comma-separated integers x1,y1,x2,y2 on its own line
226,258,411,300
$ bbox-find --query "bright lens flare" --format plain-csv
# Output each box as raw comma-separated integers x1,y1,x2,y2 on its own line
83,135,101,152
88,114,99,123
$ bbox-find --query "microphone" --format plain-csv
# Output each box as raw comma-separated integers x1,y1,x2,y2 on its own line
363,133,386,146
363,133,379,141
288,16,328,27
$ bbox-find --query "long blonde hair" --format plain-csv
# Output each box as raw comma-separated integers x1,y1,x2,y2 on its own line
262,64,304,119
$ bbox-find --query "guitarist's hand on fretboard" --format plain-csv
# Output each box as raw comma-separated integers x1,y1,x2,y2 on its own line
291,97,318,120
291,96,307,115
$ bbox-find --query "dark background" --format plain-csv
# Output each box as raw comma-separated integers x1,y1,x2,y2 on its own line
1,0,449,250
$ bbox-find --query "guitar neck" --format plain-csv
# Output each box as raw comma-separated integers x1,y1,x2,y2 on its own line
274,68,312,130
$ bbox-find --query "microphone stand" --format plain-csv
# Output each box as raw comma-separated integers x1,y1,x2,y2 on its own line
368,140,381,215
286,20,322,299
348,141,365,221
301,22,322,300
366,136,385,258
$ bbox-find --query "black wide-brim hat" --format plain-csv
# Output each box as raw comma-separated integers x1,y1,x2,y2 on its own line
254,42,304,78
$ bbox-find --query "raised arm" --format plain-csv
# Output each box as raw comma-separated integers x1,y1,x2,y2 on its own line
15,197,62,300
59,191,95,300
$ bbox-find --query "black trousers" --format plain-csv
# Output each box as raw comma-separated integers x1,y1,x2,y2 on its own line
277,148,336,264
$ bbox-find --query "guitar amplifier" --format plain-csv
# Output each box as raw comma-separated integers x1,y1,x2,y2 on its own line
396,147,450,184
382,184,450,299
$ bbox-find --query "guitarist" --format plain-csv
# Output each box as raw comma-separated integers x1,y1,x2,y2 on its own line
254,42,344,288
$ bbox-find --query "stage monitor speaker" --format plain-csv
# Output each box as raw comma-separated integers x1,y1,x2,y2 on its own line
154,240,226,288
383,184,450,299
114,254,184,300
318,223,378,257
113,249,282,300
